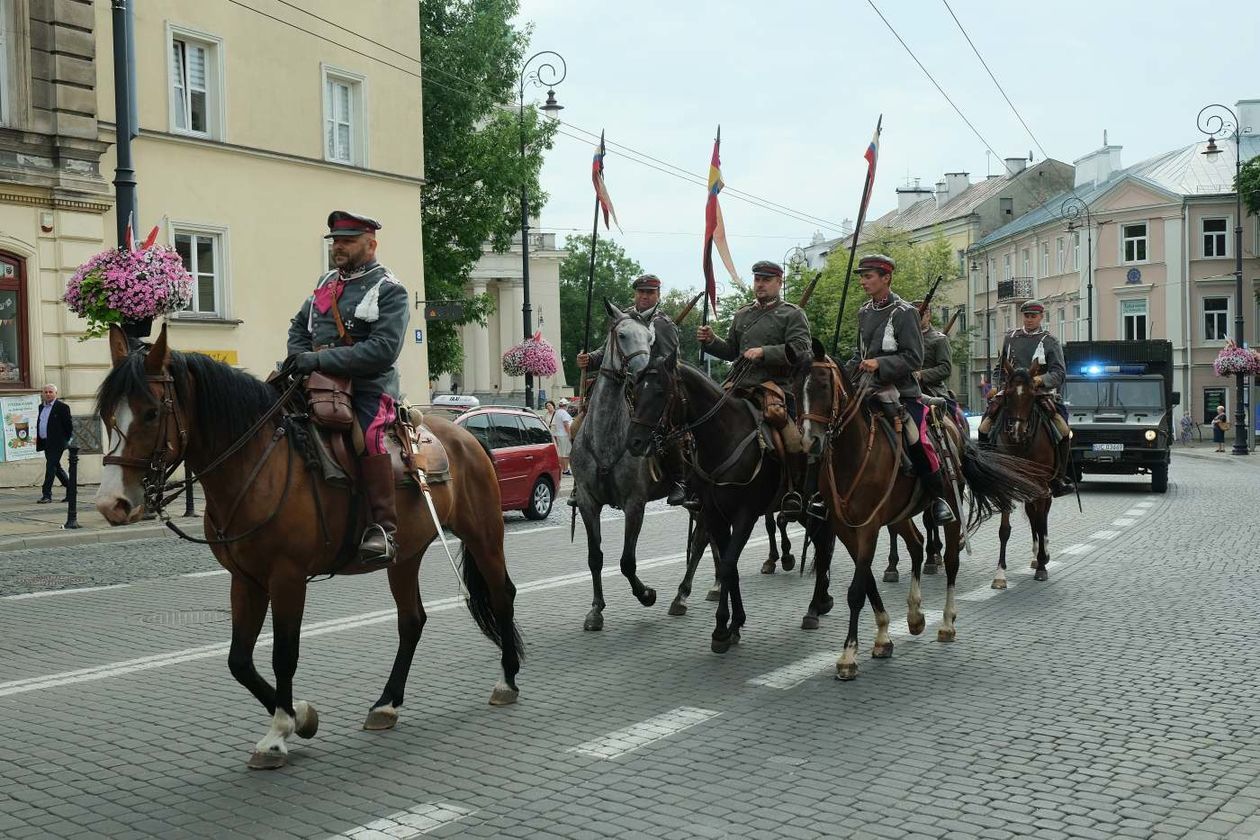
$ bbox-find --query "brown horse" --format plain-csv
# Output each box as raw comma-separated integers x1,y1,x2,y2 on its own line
94,325,521,770
798,339,1043,680
990,359,1057,588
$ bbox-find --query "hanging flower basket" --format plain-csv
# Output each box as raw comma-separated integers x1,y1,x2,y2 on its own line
502,333,558,378
1212,339,1260,377
63,229,193,340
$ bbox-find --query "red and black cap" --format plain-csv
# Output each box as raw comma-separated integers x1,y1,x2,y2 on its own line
632,273,662,291
751,260,784,279
325,211,382,239
855,254,895,275
1020,299,1046,315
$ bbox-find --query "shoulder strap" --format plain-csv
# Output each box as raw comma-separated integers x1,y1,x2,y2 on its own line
329,289,353,346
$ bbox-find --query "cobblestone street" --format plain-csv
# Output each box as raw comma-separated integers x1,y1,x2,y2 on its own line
2,451,1259,839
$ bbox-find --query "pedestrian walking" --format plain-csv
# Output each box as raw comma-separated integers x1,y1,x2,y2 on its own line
1179,413,1194,445
1211,405,1229,452
551,399,573,474
35,384,73,503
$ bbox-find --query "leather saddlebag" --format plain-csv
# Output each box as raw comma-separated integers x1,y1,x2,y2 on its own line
306,371,354,431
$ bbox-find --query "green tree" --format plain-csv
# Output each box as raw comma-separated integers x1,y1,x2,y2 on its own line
558,234,642,385
421,0,557,377
1238,156,1260,217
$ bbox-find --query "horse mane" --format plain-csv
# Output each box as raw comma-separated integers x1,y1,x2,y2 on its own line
97,348,280,452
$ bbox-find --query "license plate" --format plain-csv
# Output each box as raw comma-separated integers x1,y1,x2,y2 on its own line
1091,443,1124,452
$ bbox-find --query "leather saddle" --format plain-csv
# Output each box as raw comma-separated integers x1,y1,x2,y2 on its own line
309,405,451,489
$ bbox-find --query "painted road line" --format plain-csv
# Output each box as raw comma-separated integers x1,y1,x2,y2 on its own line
3,584,131,601
1123,508,1148,516
887,609,943,638
515,507,677,535
330,802,475,839
571,707,720,759
1112,518,1136,527
1015,560,1061,576
958,582,1015,602
181,569,228,578
1134,501,1155,507
1058,544,1094,556
1089,530,1120,540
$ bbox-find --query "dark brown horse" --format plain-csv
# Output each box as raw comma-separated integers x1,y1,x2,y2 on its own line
991,359,1057,588
95,325,521,769
798,339,1043,680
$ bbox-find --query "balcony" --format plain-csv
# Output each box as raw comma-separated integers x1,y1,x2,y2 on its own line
997,276,1034,302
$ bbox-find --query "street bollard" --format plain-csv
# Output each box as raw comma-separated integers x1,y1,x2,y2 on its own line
184,475,195,517
63,445,81,529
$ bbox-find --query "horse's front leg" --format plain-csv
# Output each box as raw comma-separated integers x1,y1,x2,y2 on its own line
580,503,607,631
836,528,874,680
620,500,657,607
718,511,759,648
882,524,901,582
365,555,427,731
1032,499,1051,582
802,518,835,630
895,520,926,636
707,518,736,653
248,573,313,770
993,509,1012,590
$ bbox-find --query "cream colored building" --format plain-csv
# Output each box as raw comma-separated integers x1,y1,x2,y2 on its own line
0,0,426,485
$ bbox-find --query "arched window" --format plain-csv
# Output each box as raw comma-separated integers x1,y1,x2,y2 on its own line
0,252,28,388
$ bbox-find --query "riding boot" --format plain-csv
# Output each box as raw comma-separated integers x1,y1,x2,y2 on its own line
356,454,398,567
909,443,956,525
1050,435,1076,498
662,439,692,507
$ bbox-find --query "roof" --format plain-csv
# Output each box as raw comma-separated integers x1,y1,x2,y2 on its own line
864,172,1017,238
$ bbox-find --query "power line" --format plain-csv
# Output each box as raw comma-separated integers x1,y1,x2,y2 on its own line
268,0,421,65
940,0,1049,161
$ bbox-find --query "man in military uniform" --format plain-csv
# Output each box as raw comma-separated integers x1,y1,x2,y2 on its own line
287,211,410,567
978,299,1074,497
575,273,688,505
697,260,812,516
852,255,955,524
913,303,953,399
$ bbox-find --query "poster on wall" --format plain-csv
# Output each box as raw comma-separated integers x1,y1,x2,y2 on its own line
1,393,41,463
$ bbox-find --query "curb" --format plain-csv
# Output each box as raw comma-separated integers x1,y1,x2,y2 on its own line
0,522,179,553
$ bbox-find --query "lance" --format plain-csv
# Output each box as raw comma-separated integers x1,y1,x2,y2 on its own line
675,290,705,325
917,274,944,318
942,307,962,336
830,114,882,356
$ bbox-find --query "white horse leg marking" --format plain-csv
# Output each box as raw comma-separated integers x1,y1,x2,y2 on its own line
938,584,958,641
992,565,1008,590
907,576,924,632
872,608,892,655
254,707,295,757
836,641,859,679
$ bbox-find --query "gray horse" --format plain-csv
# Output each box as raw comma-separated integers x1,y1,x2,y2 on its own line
571,300,707,630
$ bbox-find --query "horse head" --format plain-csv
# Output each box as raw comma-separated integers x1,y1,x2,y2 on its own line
797,337,847,460
601,298,655,380
95,323,188,525
1001,359,1040,444
625,349,677,458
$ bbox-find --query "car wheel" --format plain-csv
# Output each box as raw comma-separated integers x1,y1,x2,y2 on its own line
524,476,554,520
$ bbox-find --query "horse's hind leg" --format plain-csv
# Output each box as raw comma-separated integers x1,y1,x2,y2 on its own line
247,573,310,770
938,523,963,642
778,517,795,571
670,513,707,616
454,523,522,705
894,520,926,636
761,513,779,574
1032,499,1051,582
365,555,427,730
882,524,901,582
923,520,942,575
993,509,1012,590
620,501,657,607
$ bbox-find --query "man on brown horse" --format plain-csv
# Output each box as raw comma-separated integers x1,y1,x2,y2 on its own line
697,260,812,516
977,299,1075,497
852,255,955,525
287,211,409,567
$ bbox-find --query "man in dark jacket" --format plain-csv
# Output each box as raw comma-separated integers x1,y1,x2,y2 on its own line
35,384,73,503
913,304,953,399
287,211,409,567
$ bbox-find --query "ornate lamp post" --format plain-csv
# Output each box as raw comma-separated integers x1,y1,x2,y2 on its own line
1199,103,1250,455
517,51,566,409
1060,195,1094,342
783,245,808,298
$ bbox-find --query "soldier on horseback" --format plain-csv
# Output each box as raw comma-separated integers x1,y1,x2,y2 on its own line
696,260,812,517
852,255,956,524
286,211,409,568
913,303,952,399
575,273,689,506
977,299,1075,498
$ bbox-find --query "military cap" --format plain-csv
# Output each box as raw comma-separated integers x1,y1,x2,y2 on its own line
855,254,895,275
632,273,662,291
325,210,382,238
751,260,784,278
1020,299,1046,314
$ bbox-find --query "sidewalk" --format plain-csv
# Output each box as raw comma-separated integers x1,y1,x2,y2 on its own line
0,483,195,552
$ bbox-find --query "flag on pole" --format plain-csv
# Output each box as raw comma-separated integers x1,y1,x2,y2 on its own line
859,117,882,221
591,131,621,232
703,127,739,311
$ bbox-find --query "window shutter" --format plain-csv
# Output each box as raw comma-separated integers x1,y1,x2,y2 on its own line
188,45,207,91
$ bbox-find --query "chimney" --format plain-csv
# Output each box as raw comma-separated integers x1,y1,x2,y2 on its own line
944,171,970,200
1237,99,1259,136
934,180,949,209
1004,156,1027,175
1073,144,1124,187
896,183,933,212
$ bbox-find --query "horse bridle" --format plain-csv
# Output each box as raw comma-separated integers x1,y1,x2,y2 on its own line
102,371,188,516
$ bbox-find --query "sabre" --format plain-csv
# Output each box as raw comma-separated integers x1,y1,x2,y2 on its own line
418,475,468,599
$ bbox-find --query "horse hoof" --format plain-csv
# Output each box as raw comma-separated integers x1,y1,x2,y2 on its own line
489,681,519,706
907,616,925,636
781,553,795,572
836,663,859,681
667,599,687,616
638,588,657,607
363,706,399,731
871,641,894,659
760,559,776,575
991,578,1008,590
882,569,899,583
801,614,819,630
711,634,732,654
820,596,834,616
923,563,938,576
730,628,741,646
247,750,287,770
583,611,604,631
1034,567,1049,582
705,585,721,602
293,701,319,740
937,627,957,643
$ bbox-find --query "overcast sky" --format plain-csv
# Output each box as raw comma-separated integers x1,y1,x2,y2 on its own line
512,0,1259,299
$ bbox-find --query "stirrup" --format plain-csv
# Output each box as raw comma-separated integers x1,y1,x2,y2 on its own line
1050,479,1075,498
667,482,688,506
806,493,827,520
355,523,396,567
779,490,804,517
929,498,956,524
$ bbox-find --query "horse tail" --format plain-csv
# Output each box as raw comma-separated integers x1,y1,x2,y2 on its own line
460,546,525,658
959,440,1047,522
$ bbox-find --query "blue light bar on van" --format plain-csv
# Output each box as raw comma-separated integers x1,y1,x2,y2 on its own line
1079,363,1148,376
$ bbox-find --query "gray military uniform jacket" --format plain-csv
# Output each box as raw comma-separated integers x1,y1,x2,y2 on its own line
704,298,811,389
286,262,410,400
918,328,952,398
996,328,1065,391
856,292,923,400
589,307,679,369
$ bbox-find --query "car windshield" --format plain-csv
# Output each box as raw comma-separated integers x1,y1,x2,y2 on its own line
1063,380,1107,409
1113,379,1163,408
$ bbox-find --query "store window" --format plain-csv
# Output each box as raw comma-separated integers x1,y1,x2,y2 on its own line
0,253,28,388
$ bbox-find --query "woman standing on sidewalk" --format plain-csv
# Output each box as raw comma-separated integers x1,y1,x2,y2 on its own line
550,399,573,475
1211,405,1229,452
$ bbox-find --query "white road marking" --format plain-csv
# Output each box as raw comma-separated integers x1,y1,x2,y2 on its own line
1015,560,1061,576
180,569,228,578
3,584,131,601
958,584,1012,602
1112,518,1135,527
1058,544,1094,556
1134,501,1154,508
329,802,475,839
1089,530,1120,540
1123,508,1148,516
515,507,676,535
571,706,719,759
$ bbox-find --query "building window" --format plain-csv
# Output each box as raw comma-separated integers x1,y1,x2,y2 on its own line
0,253,28,388
322,65,366,166
1122,222,1148,263
1056,237,1065,274
1073,303,1081,341
1121,298,1148,341
169,28,223,138
1040,243,1049,277
1003,254,1011,280
1021,248,1030,277
1073,232,1080,270
173,229,224,317
1057,306,1067,341
1000,197,1013,217
1203,296,1229,341
1202,217,1228,258
1003,310,1011,332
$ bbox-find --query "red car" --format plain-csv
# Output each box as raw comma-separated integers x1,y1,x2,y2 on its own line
448,405,561,519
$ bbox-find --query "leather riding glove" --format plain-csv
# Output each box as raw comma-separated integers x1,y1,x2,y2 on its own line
294,352,321,374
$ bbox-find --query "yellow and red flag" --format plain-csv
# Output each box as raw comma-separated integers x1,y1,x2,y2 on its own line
703,126,739,312
592,130,621,232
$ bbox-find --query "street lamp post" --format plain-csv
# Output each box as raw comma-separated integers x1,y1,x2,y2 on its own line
1199,103,1250,455
1060,196,1094,342
516,51,566,410
783,245,808,298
